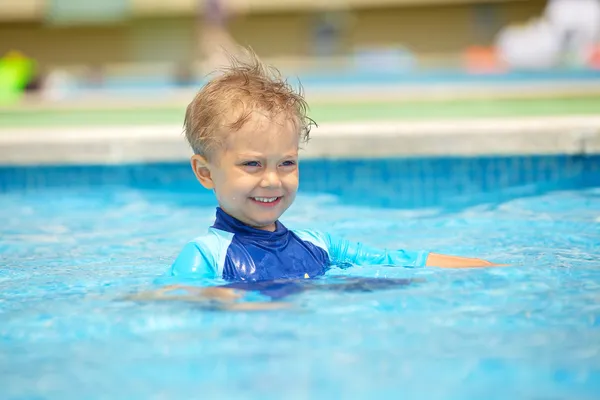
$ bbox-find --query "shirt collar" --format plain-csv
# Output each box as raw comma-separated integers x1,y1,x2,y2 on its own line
212,207,288,238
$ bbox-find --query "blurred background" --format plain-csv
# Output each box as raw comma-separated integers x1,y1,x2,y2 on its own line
0,0,599,124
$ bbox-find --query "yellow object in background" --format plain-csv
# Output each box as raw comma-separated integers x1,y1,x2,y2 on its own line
0,50,35,104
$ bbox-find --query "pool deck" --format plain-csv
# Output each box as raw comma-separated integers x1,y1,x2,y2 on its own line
2,116,600,165
3,79,600,165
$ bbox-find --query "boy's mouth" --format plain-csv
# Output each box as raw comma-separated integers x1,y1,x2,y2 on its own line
250,196,282,207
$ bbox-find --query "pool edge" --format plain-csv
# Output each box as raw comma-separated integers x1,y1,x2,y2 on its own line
1,116,599,165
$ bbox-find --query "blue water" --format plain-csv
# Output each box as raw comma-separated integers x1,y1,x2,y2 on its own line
1,159,599,399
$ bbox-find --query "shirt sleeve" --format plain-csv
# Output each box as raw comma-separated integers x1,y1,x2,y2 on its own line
154,229,232,286
168,241,218,280
295,229,429,268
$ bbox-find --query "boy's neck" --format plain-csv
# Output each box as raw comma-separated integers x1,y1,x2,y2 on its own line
215,207,281,233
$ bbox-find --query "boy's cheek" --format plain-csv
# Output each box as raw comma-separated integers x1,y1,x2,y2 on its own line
286,173,299,187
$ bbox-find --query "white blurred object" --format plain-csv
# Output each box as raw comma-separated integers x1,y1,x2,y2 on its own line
545,0,600,63
496,0,600,69
42,69,73,101
496,18,563,69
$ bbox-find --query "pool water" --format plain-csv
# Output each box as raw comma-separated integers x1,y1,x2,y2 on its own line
1,160,599,399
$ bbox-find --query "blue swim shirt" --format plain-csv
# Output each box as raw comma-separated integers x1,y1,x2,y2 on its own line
168,207,429,282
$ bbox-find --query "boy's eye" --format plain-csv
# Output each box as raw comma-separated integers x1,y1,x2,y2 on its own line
281,160,297,167
242,161,261,167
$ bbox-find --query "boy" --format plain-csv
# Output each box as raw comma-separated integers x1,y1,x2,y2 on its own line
166,52,494,286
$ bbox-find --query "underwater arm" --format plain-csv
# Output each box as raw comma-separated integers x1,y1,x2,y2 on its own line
126,241,290,310
124,285,289,311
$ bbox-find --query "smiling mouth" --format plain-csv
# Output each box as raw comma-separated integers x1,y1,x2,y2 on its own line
250,196,282,206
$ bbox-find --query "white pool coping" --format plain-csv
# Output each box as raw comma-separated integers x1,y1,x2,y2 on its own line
1,116,600,165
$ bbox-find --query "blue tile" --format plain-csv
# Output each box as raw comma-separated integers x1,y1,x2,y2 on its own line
0,155,598,209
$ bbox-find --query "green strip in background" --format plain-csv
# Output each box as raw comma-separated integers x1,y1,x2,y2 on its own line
1,96,599,128
45,0,129,25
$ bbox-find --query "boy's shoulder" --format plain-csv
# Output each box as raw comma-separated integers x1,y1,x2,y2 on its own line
185,226,332,258
169,228,235,280
188,227,235,254
289,228,330,254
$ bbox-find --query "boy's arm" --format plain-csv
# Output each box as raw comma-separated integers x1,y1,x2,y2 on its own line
425,253,495,268
125,285,289,311
313,231,429,268
298,230,494,268
140,241,288,310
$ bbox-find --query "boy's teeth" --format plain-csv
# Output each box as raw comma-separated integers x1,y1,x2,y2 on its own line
254,197,278,203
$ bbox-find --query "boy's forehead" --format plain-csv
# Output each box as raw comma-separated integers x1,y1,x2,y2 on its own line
231,109,296,131
225,132,300,156
223,112,299,148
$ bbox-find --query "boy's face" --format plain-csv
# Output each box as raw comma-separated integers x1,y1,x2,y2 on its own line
192,111,300,231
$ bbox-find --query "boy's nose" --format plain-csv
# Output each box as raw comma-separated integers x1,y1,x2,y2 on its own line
260,171,282,188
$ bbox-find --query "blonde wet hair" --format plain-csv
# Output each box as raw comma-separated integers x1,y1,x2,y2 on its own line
183,50,315,159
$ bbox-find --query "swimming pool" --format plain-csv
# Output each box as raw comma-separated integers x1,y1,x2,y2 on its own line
1,156,599,399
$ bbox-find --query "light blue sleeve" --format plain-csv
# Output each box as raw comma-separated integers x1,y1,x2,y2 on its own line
165,229,234,281
294,229,429,268
169,241,217,280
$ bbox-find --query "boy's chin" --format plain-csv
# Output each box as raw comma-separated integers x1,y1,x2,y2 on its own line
251,215,279,226
247,219,277,231
247,214,281,230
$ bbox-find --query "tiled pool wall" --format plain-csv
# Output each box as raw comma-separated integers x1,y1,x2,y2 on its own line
1,155,598,209
2,116,599,209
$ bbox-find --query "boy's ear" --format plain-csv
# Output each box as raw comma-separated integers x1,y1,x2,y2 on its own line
190,155,215,189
